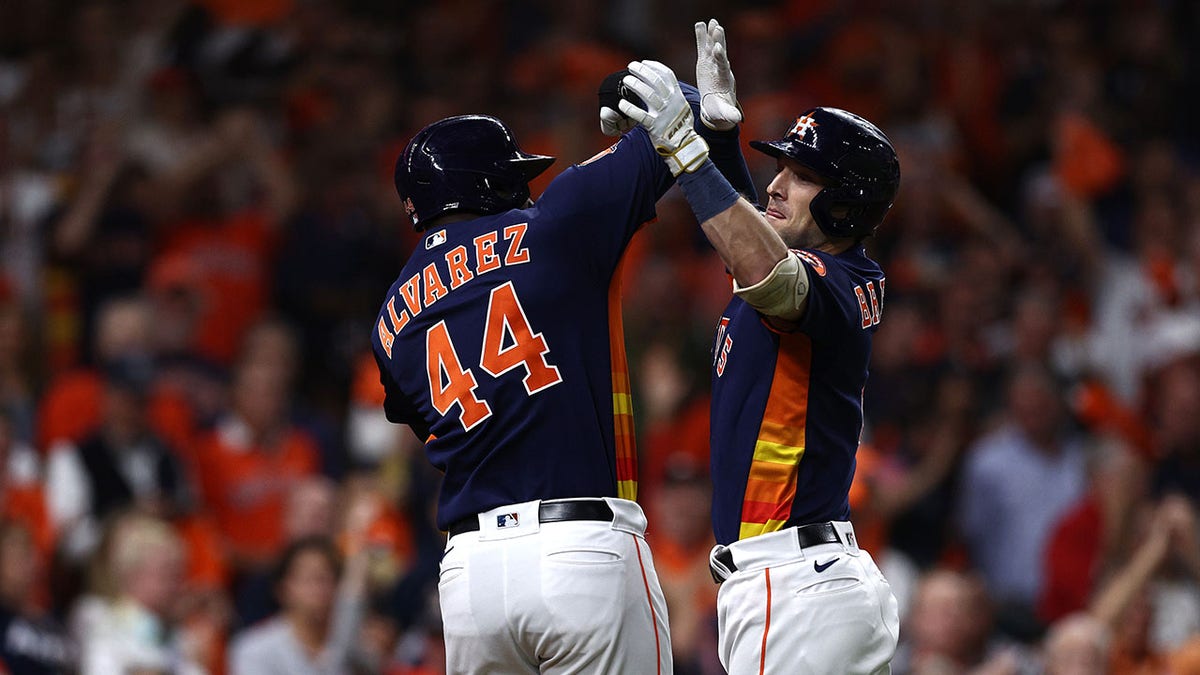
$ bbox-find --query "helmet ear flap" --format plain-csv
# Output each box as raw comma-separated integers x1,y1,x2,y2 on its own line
810,184,894,240
480,176,531,208
809,188,856,240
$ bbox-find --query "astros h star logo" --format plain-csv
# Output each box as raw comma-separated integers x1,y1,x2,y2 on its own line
788,113,820,140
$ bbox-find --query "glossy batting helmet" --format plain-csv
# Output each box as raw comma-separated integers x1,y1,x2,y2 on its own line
394,114,555,231
750,107,900,240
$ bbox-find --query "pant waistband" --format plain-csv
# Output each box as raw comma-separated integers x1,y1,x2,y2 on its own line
448,498,617,538
710,521,859,583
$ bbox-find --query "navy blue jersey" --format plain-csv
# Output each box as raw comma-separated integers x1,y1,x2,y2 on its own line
372,129,672,530
709,246,884,545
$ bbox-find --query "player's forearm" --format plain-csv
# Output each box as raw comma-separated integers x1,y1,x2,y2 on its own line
680,160,787,286
702,199,788,285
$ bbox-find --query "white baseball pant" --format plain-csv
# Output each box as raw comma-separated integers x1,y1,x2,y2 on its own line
438,497,672,674
710,521,899,674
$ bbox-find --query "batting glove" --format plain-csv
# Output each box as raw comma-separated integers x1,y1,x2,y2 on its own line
695,19,742,131
598,69,641,136
619,60,710,176
600,106,635,136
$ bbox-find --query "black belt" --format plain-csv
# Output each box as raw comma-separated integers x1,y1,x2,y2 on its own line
712,522,843,579
447,499,615,537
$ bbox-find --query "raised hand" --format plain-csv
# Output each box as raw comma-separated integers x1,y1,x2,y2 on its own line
695,19,742,131
618,60,710,176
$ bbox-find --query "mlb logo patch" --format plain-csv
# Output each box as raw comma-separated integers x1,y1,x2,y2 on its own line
497,513,520,528
425,229,447,250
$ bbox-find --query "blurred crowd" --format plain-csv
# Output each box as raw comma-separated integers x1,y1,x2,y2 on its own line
1,0,1199,673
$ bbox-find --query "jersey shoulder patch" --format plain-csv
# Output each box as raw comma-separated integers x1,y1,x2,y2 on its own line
792,249,827,277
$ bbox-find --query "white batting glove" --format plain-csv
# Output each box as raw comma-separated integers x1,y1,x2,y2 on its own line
695,19,742,131
619,60,710,176
599,106,636,136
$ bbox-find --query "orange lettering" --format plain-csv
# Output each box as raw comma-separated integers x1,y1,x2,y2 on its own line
475,232,501,274
426,321,491,431
376,318,395,359
855,286,872,329
400,274,422,315
480,281,561,394
444,245,475,290
386,296,410,334
423,263,449,307
503,223,530,265
865,281,881,326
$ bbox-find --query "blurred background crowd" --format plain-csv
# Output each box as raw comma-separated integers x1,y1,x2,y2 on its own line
1,0,1199,673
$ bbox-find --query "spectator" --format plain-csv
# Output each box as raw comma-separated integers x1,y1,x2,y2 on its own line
894,569,1030,675
1087,496,1200,673
45,358,192,561
1040,437,1148,623
0,520,76,673
75,513,204,675
231,476,336,627
145,107,297,367
648,452,719,675
193,354,321,572
36,295,197,454
227,534,369,675
958,364,1089,636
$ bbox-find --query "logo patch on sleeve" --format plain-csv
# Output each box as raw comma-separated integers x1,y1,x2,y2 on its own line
795,250,827,277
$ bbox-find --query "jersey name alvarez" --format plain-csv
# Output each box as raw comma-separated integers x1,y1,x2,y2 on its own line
376,222,530,358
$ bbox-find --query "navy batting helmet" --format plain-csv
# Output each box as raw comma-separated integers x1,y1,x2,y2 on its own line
394,114,555,231
750,107,900,240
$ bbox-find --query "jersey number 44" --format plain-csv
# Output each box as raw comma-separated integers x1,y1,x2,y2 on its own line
426,280,563,432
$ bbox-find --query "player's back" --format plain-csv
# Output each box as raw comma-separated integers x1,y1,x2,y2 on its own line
373,129,670,530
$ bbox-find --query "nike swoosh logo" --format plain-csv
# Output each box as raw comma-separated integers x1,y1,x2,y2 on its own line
814,557,839,573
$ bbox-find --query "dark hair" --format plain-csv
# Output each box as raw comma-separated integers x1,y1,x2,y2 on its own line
273,535,343,589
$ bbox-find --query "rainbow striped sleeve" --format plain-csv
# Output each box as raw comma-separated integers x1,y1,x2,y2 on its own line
609,257,637,500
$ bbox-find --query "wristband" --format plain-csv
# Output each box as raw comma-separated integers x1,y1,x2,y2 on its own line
678,159,741,223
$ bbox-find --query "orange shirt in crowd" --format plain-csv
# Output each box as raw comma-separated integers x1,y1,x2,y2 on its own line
153,209,278,366
848,443,887,557
1,454,54,609
1,484,52,561
194,420,319,567
652,535,718,660
175,514,230,590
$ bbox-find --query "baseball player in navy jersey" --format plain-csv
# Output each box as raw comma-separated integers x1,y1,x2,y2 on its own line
610,20,901,675
371,82,751,672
